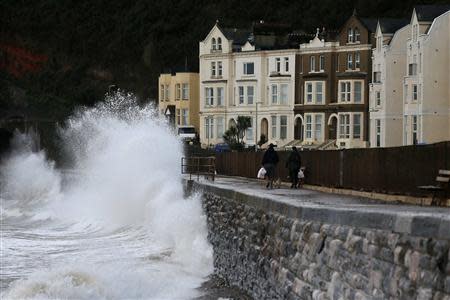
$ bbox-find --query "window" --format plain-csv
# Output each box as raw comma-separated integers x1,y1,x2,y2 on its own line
175,83,181,100
404,84,408,103
217,87,224,106
176,109,181,125
412,84,418,101
316,82,323,104
182,83,189,100
355,52,360,69
246,118,253,141
164,85,169,100
206,87,214,106
239,86,244,104
211,38,216,50
353,114,361,139
340,82,351,102
310,56,315,72
271,116,277,139
181,109,188,125
412,115,418,144
217,117,224,139
271,85,278,104
376,119,381,147
347,53,353,69
217,37,222,50
305,115,312,139
284,57,289,72
339,114,350,138
315,114,323,140
404,116,409,145
280,116,287,139
376,91,381,106
280,84,288,105
347,28,354,43
205,117,214,139
243,62,254,75
319,55,325,71
247,86,254,105
160,84,164,101
419,53,422,73
354,28,360,42
418,84,421,102
217,61,223,76
306,83,313,103
276,58,281,72
354,81,362,103
408,63,417,76
211,62,216,77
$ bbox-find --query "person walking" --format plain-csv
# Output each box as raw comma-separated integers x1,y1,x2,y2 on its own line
262,143,279,189
286,146,301,188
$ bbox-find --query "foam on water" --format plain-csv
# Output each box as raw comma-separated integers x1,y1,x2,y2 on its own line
1,92,213,299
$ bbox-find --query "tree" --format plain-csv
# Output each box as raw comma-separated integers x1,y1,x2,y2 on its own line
258,134,267,146
236,116,251,144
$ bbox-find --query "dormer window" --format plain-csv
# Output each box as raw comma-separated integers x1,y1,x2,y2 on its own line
347,28,354,43
212,38,217,50
354,28,360,42
217,37,222,50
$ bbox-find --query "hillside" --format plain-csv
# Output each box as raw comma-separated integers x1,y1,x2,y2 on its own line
1,0,449,121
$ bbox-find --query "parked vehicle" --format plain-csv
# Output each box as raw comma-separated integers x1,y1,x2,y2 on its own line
177,126,196,142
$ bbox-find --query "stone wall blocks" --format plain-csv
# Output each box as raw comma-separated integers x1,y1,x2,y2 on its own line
444,276,450,294
417,288,433,300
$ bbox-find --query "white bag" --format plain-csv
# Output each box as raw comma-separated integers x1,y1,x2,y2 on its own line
298,169,305,179
257,167,267,179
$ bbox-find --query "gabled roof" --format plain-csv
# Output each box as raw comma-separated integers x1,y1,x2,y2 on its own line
378,18,409,34
414,5,450,22
360,18,378,32
218,26,252,46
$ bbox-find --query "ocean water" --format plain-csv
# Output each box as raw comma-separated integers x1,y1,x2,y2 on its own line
0,92,213,299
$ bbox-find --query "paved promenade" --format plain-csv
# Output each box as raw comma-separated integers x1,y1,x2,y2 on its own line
187,175,450,240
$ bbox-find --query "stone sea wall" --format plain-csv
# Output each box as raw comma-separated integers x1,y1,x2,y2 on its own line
193,182,450,300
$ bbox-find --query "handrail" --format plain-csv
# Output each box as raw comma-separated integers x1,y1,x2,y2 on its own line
181,156,216,181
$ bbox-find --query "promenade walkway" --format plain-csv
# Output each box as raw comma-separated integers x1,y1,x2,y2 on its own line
187,175,450,239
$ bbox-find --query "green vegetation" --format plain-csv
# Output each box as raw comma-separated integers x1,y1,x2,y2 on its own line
1,0,449,121
223,116,252,150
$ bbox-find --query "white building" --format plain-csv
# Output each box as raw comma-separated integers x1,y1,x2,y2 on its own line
403,5,450,145
199,23,297,147
369,19,409,147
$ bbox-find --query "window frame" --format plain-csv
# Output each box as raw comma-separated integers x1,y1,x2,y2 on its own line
280,116,288,140
243,62,255,75
182,83,189,100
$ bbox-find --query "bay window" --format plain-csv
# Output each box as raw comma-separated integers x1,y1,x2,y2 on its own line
280,116,287,140
271,84,278,104
206,88,214,106
217,87,224,106
315,114,323,141
271,116,277,139
280,84,288,105
353,114,361,139
239,86,244,104
339,114,350,139
182,83,189,100
247,86,254,104
305,115,312,139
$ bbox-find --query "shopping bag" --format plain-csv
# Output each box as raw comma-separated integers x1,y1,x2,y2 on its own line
257,167,266,179
298,169,305,179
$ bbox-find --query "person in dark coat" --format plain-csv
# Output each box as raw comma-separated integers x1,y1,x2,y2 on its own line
262,143,279,189
286,146,301,188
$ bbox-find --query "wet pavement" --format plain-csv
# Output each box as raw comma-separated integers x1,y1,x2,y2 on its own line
189,175,450,221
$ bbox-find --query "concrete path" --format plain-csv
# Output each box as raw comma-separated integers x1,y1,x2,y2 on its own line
188,175,450,221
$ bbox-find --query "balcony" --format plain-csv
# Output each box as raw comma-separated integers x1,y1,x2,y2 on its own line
210,48,223,54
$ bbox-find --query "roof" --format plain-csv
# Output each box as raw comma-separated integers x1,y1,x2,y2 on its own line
219,26,252,45
414,5,450,22
378,18,409,34
360,18,378,32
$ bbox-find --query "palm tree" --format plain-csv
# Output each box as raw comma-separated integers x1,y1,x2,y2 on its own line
236,116,251,144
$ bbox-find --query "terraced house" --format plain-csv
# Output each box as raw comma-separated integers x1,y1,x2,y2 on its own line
293,13,375,149
199,22,303,147
369,19,410,148
158,72,200,133
402,5,450,145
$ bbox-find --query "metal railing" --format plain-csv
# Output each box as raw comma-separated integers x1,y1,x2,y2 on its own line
181,156,216,181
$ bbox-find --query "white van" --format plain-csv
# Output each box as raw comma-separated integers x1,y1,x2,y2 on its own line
177,126,196,142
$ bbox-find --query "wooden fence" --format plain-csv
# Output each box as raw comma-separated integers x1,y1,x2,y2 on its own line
215,142,450,197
